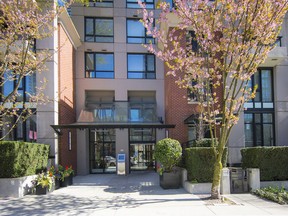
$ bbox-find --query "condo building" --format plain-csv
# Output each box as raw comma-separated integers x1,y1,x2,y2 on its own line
2,0,288,175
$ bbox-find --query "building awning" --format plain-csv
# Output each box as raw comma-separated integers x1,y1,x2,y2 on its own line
184,114,200,124
51,122,175,135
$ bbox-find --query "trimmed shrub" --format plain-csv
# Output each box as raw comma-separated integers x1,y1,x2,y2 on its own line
0,141,50,178
185,147,227,183
190,138,218,147
155,138,182,172
241,147,288,181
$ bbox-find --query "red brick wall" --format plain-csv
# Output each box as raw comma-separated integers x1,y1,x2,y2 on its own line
164,28,199,145
58,23,77,173
164,28,223,145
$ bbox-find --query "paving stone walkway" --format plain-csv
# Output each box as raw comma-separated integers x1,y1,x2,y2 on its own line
1,172,288,216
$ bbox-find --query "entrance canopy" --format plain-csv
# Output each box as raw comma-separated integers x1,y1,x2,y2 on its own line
51,108,175,135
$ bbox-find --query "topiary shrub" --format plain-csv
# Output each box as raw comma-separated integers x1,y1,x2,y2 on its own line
0,141,50,178
155,138,182,173
241,147,288,181
185,147,227,183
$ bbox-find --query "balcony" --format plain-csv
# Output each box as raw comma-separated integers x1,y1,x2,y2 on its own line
78,101,160,124
261,47,287,67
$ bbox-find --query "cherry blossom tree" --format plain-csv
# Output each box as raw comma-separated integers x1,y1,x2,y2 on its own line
0,0,89,140
139,0,288,199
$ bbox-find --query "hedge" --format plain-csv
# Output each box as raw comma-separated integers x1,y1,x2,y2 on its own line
241,147,288,181
0,141,50,178
185,147,227,183
190,138,218,147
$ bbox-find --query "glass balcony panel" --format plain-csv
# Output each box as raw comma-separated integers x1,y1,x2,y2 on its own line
77,101,158,123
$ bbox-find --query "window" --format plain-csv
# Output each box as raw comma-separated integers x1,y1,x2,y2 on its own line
244,68,274,147
85,53,114,78
165,0,175,9
187,31,199,53
127,0,154,9
244,69,273,109
1,72,36,102
88,0,113,7
0,112,37,142
127,19,154,44
244,113,274,147
187,79,210,102
127,54,155,79
85,17,113,42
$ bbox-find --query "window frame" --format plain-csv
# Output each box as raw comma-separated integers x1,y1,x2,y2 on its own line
85,52,115,79
84,17,114,43
87,0,113,7
244,112,275,147
127,53,156,79
126,0,154,9
244,68,275,147
126,18,155,44
0,73,36,103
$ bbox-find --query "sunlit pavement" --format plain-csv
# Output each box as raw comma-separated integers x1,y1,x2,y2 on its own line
1,172,288,216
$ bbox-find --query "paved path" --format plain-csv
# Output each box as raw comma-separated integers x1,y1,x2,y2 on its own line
0,172,288,216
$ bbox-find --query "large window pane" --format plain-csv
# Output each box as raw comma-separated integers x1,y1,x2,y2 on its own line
127,19,154,44
85,17,113,42
25,74,36,102
96,54,114,70
127,54,155,79
262,70,272,102
85,53,114,78
85,18,94,35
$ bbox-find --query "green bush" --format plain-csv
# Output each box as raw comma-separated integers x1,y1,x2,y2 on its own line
241,147,288,181
0,141,50,178
190,138,218,147
185,147,227,183
155,138,182,173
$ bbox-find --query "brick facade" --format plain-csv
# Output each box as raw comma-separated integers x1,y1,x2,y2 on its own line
58,23,77,172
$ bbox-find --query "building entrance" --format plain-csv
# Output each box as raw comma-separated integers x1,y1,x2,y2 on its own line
89,129,116,174
130,143,155,171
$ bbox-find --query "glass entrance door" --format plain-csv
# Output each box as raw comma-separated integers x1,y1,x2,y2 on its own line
89,129,116,173
130,143,155,171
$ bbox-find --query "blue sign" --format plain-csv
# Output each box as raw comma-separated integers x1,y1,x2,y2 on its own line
118,154,125,162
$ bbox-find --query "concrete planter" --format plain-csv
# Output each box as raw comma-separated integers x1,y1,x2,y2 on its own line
184,181,212,194
160,171,181,189
0,175,36,198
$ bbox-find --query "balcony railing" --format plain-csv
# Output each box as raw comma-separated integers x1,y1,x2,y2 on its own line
78,101,159,123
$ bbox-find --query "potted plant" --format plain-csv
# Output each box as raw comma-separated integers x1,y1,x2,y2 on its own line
33,171,54,195
58,165,74,187
154,138,182,189
48,166,61,190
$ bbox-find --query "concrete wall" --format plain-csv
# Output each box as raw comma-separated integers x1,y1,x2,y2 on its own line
36,2,59,165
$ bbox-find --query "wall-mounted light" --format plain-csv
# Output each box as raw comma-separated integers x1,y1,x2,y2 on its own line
68,131,72,151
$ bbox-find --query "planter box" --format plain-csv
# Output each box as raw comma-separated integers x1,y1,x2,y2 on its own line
184,181,212,194
60,177,69,187
0,175,36,198
68,175,73,186
35,185,49,195
160,172,181,189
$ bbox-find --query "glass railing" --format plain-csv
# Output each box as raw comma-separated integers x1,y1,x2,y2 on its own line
78,101,159,123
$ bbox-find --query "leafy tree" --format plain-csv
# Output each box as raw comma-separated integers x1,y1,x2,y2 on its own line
139,0,288,199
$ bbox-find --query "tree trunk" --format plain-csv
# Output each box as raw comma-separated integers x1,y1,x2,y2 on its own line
211,159,222,199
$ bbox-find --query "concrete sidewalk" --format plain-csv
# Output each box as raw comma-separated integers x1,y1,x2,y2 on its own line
0,172,287,216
